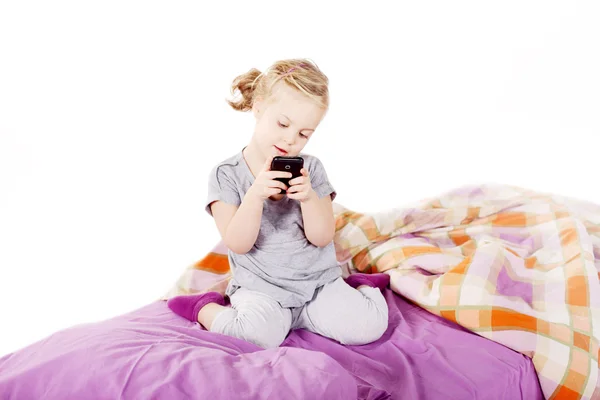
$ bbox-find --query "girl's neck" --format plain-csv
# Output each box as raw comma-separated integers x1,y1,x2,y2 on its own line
242,141,264,179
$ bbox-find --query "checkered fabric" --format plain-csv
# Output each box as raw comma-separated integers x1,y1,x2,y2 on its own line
163,184,600,400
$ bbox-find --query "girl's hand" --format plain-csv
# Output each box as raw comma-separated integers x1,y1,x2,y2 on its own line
287,168,316,203
248,155,292,200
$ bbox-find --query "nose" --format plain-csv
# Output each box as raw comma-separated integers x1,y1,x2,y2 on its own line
284,130,296,146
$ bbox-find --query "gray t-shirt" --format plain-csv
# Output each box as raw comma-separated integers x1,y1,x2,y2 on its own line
204,147,342,308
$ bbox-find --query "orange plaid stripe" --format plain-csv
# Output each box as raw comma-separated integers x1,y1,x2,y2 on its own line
450,228,470,246
492,211,529,227
461,206,481,224
353,247,375,272
551,384,583,400
490,309,537,332
193,252,230,274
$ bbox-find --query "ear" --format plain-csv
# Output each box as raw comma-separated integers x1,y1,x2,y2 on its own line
252,96,264,118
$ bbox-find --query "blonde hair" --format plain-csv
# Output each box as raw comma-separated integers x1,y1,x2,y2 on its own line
226,58,329,112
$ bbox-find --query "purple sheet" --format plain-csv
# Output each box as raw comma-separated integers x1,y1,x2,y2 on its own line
0,290,543,399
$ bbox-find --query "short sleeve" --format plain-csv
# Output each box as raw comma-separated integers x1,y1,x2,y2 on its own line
205,165,241,216
308,156,336,201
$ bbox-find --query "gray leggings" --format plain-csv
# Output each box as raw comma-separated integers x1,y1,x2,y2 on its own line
210,277,389,349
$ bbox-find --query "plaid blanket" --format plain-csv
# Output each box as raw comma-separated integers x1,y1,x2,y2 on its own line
163,184,600,400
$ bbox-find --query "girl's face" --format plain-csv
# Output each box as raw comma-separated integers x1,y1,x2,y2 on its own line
251,82,326,159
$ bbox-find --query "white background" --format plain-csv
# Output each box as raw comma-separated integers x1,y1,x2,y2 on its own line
1,1,598,356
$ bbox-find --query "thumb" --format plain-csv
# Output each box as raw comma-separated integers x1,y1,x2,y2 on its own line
264,155,274,171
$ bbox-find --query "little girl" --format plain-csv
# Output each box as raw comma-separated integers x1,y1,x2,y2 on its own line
167,58,390,349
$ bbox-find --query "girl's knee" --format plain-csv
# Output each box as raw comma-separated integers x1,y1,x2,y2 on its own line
212,308,290,349
248,331,288,349
341,316,388,345
210,290,292,349
337,300,389,345
221,319,288,349
358,312,389,344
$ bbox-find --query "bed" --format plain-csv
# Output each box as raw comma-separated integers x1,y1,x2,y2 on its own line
1,184,598,399
0,289,542,399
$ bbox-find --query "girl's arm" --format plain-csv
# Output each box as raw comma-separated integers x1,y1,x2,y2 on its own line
210,192,264,254
300,189,336,247
211,156,290,254
287,166,336,248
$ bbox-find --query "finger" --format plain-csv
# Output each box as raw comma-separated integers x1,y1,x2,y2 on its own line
301,168,308,176
288,176,305,186
264,155,274,171
286,191,305,200
267,171,293,179
268,188,281,196
286,184,304,194
267,179,288,190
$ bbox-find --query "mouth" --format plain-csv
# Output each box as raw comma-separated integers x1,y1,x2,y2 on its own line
274,145,288,155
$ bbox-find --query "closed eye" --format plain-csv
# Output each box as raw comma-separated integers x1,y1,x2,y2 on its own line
279,121,309,138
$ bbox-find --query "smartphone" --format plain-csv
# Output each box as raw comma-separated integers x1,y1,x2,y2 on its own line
270,156,304,194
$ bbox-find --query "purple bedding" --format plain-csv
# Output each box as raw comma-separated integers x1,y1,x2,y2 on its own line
0,290,543,399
